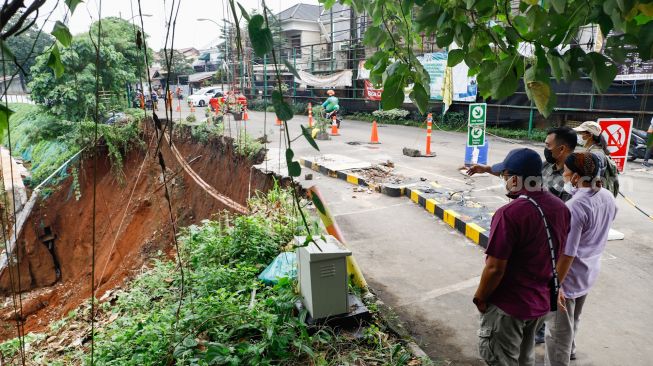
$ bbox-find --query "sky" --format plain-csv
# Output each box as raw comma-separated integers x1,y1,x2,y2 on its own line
36,0,318,50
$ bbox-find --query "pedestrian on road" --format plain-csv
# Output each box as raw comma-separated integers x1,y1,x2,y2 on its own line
544,152,617,366
468,127,577,344
150,90,158,110
643,117,653,168
573,121,620,197
473,148,570,366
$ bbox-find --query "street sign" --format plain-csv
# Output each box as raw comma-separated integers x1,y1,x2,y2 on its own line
464,140,489,166
467,103,487,146
597,118,633,172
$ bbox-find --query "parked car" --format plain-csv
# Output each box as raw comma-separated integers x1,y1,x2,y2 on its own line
187,87,222,107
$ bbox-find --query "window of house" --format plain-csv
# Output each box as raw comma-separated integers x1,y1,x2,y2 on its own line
291,35,302,56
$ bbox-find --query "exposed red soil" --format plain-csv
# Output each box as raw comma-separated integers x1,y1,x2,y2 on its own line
0,125,277,341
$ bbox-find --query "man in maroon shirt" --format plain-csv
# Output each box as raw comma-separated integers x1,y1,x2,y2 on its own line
473,148,570,366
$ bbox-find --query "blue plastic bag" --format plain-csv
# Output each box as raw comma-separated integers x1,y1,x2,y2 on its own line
258,252,297,285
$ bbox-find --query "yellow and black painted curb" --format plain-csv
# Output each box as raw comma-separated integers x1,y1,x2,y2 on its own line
404,185,489,248
300,157,490,247
300,158,406,197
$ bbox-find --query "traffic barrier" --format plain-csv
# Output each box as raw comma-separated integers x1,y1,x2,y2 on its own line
370,120,380,144
307,186,368,289
308,102,314,128
330,115,340,136
426,113,433,155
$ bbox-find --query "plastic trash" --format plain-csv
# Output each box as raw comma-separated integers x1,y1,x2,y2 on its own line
258,252,297,285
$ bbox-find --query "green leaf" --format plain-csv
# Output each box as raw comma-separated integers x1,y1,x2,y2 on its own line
271,90,293,121
51,21,73,47
47,44,65,78
248,15,273,57
487,55,522,100
638,21,653,60
363,26,387,46
301,125,320,151
546,50,570,81
447,49,465,67
283,59,301,79
523,0,539,5
237,2,251,21
585,52,617,92
409,82,429,115
381,63,408,110
285,149,301,177
0,104,13,141
525,63,556,118
550,0,566,13
64,0,83,14
436,27,454,48
0,40,14,60
364,50,386,69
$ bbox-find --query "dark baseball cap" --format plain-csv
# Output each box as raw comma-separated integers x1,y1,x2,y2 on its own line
491,148,542,177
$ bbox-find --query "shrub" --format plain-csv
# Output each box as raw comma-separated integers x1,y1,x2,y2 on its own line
372,109,410,120
185,114,197,123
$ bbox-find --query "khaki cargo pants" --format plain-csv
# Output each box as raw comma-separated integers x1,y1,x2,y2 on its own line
478,304,546,366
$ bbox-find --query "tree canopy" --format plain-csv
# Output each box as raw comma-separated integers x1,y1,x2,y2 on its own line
330,0,653,117
2,12,53,84
28,18,152,121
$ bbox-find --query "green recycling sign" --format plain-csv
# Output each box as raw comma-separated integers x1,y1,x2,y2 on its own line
467,103,487,147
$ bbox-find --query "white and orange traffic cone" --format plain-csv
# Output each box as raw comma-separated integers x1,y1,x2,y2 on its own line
330,115,340,136
275,117,282,126
425,113,433,155
308,102,314,128
243,109,249,122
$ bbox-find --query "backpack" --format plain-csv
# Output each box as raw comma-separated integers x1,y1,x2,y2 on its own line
590,147,619,197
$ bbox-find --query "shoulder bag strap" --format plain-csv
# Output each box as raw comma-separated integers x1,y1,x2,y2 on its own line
518,195,560,296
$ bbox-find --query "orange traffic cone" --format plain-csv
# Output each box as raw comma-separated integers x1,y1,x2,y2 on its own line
369,120,380,144
330,115,340,136
176,100,181,112
243,109,249,121
275,117,282,126
308,102,313,128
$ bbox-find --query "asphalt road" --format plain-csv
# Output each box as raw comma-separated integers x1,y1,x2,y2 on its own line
175,106,653,365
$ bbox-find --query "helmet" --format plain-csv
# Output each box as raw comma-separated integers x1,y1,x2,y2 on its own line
327,89,335,96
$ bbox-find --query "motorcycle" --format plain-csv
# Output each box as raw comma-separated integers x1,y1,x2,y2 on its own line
628,128,648,162
324,110,341,128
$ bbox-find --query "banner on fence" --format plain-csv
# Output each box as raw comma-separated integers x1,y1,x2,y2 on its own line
359,50,478,103
363,80,382,101
416,52,447,100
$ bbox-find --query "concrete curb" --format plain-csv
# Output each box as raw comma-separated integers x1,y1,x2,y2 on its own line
300,158,407,197
404,185,489,248
300,157,491,248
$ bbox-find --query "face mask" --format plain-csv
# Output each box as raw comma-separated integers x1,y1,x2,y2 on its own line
544,147,557,164
563,181,577,195
577,135,585,146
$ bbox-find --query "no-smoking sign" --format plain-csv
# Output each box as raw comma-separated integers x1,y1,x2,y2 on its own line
597,118,633,172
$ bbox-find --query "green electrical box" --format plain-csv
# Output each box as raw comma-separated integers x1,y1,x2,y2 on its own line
296,235,352,320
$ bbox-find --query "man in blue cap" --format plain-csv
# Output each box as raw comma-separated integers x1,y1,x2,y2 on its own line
473,148,571,366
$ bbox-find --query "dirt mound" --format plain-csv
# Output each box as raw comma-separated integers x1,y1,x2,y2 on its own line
0,126,277,340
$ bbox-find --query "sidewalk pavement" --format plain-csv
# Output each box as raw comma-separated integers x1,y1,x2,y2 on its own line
200,109,653,365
